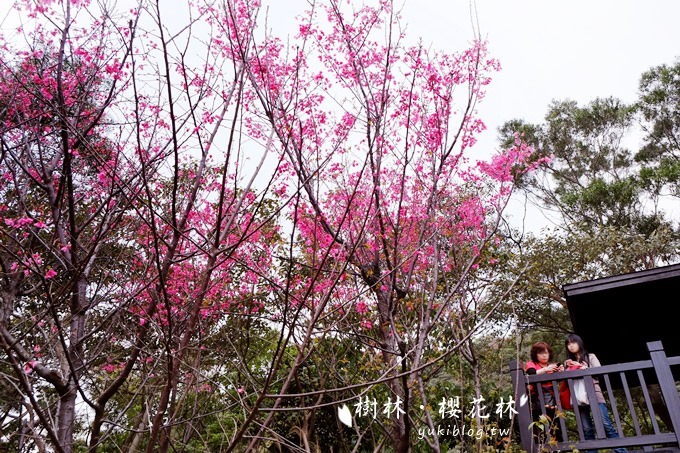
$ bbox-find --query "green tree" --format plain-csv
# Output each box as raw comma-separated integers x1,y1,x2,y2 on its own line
499,97,658,234
497,61,680,335
495,226,677,333
637,60,680,199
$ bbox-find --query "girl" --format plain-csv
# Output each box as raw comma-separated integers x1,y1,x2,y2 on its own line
565,334,627,453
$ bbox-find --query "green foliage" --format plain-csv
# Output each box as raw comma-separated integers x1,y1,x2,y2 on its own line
499,97,649,232
637,60,680,159
636,60,680,205
495,60,680,349
495,225,678,334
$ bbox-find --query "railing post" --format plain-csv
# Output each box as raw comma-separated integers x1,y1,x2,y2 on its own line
584,374,606,439
647,341,680,447
510,360,536,453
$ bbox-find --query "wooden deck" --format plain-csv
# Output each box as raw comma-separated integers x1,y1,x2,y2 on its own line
510,341,680,452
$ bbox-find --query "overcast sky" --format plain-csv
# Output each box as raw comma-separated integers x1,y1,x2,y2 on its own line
397,1,680,229
371,1,672,149
3,0,679,229
265,0,680,228
4,0,677,135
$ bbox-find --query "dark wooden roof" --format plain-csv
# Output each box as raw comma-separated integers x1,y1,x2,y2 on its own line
563,263,680,365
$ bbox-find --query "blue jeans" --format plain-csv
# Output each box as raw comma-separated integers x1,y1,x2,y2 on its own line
580,402,627,453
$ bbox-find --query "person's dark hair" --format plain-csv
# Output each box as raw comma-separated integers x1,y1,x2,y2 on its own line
530,341,554,363
565,333,590,365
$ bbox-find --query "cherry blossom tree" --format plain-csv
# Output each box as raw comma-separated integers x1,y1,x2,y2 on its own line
0,2,140,449
1,1,279,450
224,1,539,450
1,0,537,451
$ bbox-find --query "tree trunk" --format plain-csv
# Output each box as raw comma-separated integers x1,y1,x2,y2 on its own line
375,288,410,452
57,278,88,452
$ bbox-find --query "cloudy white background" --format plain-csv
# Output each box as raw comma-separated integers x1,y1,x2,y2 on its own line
269,0,680,229
403,1,680,230
3,0,679,229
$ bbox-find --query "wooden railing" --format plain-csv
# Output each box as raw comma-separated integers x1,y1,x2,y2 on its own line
510,341,680,452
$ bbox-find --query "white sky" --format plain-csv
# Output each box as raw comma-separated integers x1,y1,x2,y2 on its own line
267,0,680,150
400,1,680,230
5,0,678,135
3,0,679,229
399,1,680,141
265,0,680,229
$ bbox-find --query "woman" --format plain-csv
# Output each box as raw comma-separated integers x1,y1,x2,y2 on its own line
565,334,627,453
525,341,564,443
